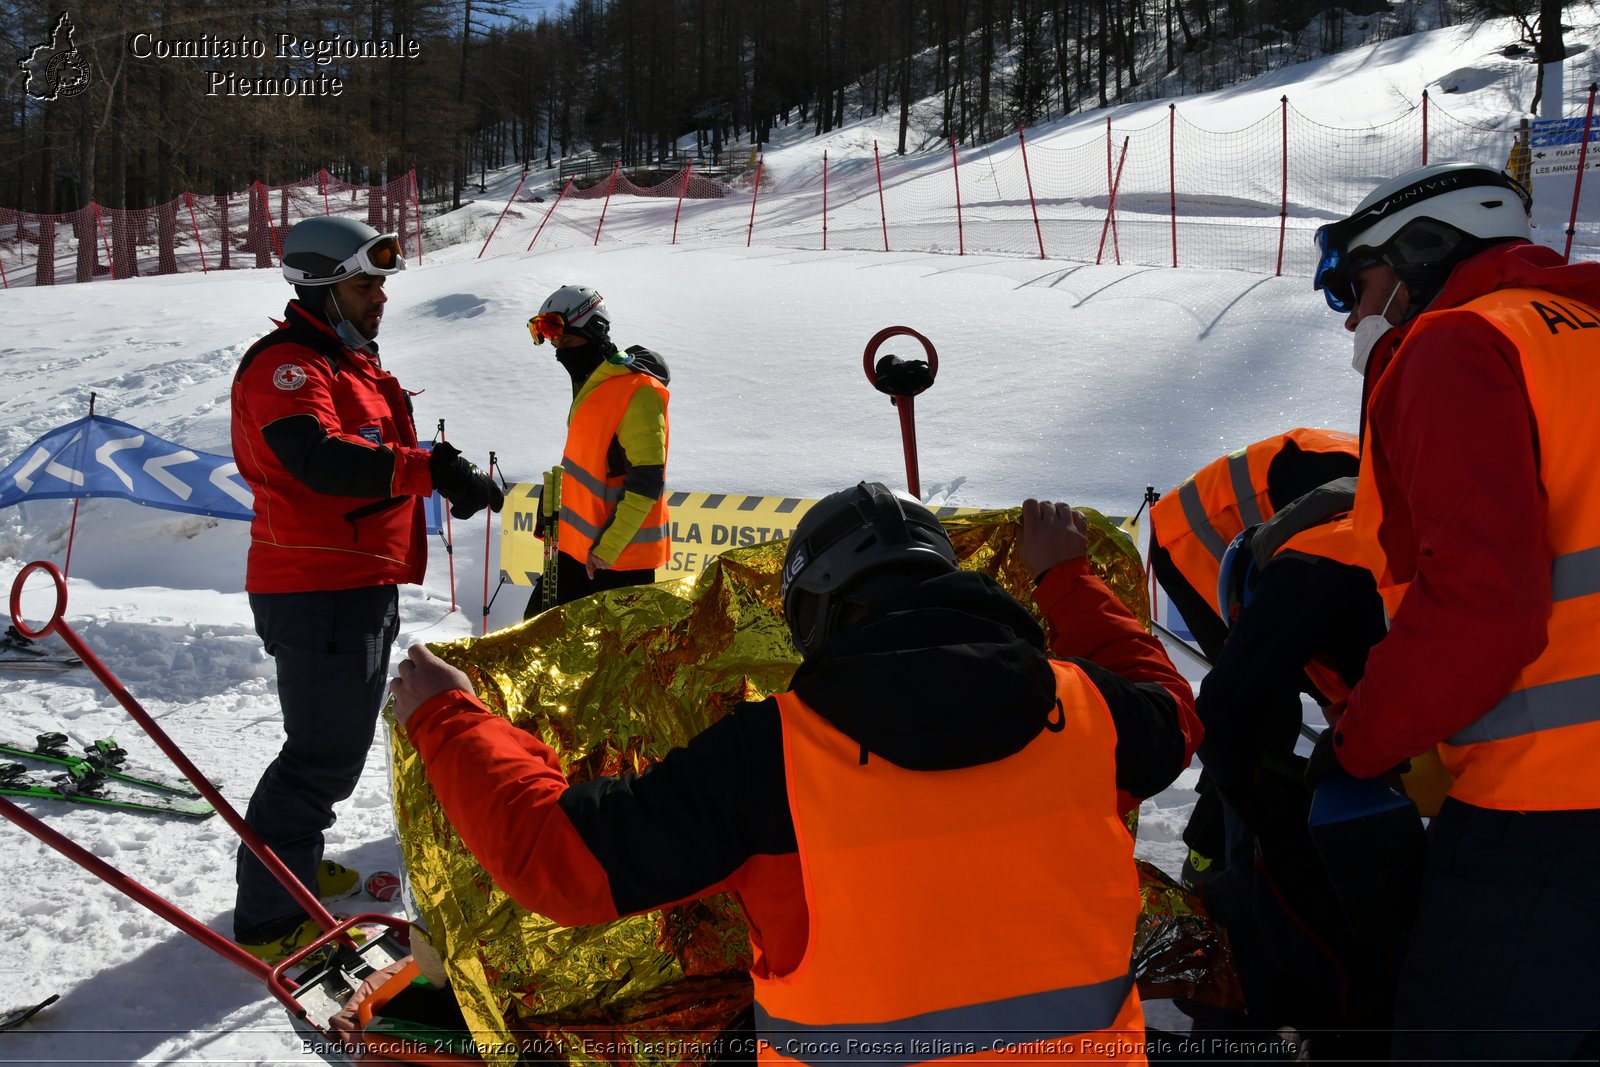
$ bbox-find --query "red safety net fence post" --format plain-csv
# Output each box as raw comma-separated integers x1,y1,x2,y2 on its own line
949,136,965,255
672,161,694,245
1018,127,1045,260
594,160,620,245
479,169,529,259
409,170,424,264
875,140,891,251
746,154,765,247
530,179,573,251
1097,137,1130,265
1276,96,1289,276
1169,104,1178,267
183,193,208,273
1566,83,1599,262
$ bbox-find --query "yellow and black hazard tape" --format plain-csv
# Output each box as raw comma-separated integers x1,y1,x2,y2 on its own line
500,485,998,584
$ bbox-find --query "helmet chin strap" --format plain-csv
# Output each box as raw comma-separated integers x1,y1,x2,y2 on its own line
327,289,374,353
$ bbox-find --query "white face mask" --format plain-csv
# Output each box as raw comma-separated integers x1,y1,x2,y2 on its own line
1351,282,1402,376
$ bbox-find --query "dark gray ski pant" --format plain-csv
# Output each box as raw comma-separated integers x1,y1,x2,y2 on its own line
233,585,398,938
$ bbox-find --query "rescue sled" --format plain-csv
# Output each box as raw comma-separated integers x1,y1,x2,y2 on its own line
2,561,483,1066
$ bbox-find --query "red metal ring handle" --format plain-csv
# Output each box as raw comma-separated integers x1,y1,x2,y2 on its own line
9,560,68,641
862,326,938,392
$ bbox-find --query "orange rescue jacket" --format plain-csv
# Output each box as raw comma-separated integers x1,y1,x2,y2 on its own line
1353,287,1600,811
755,664,1146,1066
558,372,671,569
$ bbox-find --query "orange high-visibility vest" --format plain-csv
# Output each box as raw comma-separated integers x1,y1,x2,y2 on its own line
1353,287,1600,811
756,664,1146,1066
558,372,671,570
1151,429,1358,619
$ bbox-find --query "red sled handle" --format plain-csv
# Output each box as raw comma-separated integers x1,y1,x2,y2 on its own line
9,561,344,934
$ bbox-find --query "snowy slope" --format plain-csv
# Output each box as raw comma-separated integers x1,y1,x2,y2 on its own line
0,15,1594,1065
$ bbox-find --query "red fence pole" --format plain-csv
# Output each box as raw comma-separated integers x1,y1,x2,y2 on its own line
259,183,282,263
671,161,693,245
94,205,115,280
1564,82,1599,262
184,192,208,273
1169,103,1179,268
1097,138,1130,266
530,179,572,251
63,393,96,578
436,421,457,613
320,167,331,216
1276,95,1289,277
478,169,529,259
948,136,965,256
746,154,765,247
874,140,890,252
593,160,620,246
409,169,424,264
1421,90,1430,165
822,150,829,251
1019,127,1045,260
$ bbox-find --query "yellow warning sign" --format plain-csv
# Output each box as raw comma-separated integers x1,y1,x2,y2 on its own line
498,486,984,584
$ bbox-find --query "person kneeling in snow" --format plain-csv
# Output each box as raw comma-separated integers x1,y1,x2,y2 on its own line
390,483,1199,1063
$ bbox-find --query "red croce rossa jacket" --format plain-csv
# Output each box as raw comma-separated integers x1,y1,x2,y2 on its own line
231,301,435,593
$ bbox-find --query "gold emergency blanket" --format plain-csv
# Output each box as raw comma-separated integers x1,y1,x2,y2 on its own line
389,508,1230,1066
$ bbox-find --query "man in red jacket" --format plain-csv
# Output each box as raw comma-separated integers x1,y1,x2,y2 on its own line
1313,161,1600,1060
230,216,502,961
391,486,1200,1062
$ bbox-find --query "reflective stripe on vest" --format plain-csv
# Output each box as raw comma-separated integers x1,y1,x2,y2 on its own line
754,971,1136,1067
756,666,1146,1066
1356,288,1600,810
557,370,671,569
1150,428,1358,619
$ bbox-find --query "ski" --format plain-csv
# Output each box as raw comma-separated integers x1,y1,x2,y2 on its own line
0,993,59,1031
1,625,84,669
0,734,203,798
0,654,83,673
0,762,215,819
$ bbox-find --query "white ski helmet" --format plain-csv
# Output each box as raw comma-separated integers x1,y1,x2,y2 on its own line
539,284,609,331
1313,161,1530,313
280,216,404,286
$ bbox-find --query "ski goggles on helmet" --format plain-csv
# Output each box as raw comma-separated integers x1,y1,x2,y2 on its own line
1313,224,1383,314
285,232,406,285
1313,168,1527,313
527,311,568,345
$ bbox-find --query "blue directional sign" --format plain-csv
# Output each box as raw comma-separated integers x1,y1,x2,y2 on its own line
1531,116,1600,148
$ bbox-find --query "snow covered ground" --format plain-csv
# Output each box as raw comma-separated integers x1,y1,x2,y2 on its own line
0,14,1594,1065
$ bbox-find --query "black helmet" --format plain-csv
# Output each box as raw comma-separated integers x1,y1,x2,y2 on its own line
781,481,959,655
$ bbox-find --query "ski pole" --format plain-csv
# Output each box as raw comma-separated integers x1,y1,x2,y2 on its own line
435,420,457,613
541,466,562,611
8,561,348,938
862,326,939,499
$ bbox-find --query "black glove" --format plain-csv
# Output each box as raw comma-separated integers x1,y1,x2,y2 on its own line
429,441,505,520
873,354,935,397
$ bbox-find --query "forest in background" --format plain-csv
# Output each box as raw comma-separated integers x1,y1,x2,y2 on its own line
0,0,1580,213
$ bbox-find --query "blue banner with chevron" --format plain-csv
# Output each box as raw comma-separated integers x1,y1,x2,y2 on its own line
0,414,444,533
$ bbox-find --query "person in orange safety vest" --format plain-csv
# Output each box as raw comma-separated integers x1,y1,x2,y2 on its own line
1312,160,1600,1062
524,284,670,616
392,483,1200,1064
